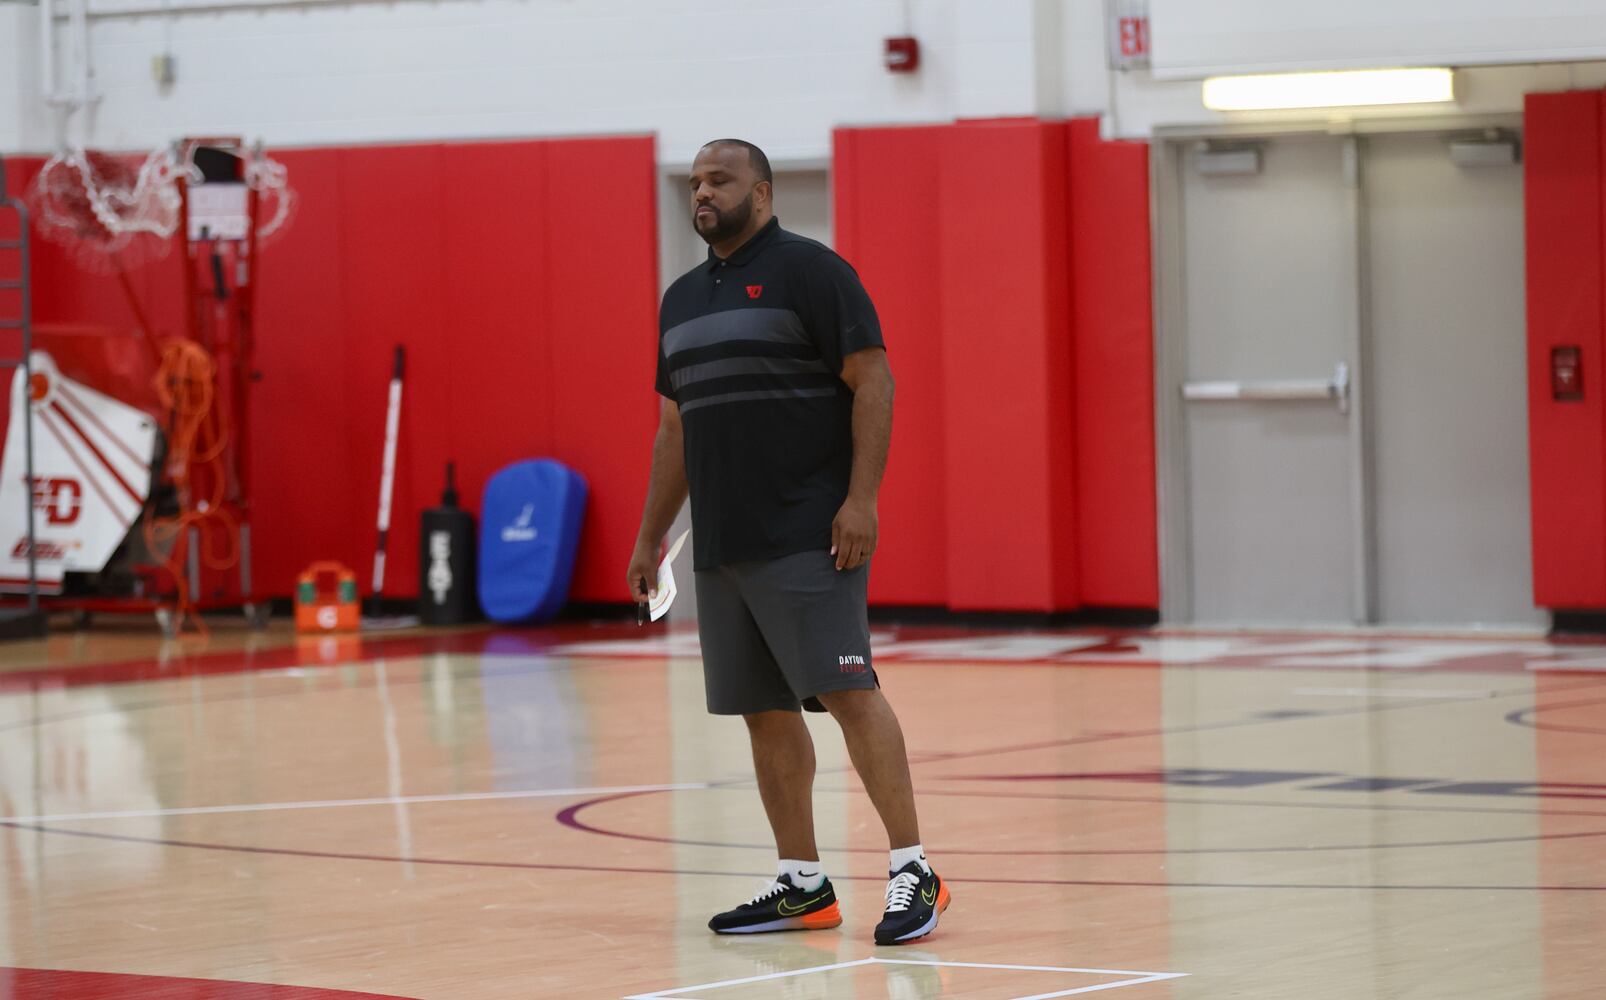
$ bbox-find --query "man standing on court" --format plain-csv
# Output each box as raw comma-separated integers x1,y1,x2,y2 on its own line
627,139,949,945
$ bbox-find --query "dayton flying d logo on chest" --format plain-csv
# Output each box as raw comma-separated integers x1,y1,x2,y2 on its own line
746,285,763,299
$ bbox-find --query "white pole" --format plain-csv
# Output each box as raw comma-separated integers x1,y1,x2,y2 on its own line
371,346,404,599
70,0,90,112
40,0,59,107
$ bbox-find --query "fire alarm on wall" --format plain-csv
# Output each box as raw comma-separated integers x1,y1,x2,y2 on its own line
1553,345,1583,401
885,36,920,73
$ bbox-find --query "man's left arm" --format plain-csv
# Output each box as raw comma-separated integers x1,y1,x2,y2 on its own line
833,347,894,571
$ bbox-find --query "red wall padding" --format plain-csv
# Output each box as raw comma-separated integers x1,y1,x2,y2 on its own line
936,121,1075,611
10,136,658,604
1067,118,1159,608
834,118,1157,612
543,139,662,602
251,148,356,590
832,127,948,606
1525,91,1606,607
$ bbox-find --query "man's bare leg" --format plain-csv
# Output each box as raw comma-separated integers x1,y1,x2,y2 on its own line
813,689,919,848
744,709,819,861
706,710,841,935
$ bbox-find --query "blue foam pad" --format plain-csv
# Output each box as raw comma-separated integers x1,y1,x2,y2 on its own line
477,459,588,623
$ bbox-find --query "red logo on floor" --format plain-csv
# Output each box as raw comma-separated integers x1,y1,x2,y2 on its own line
746,285,763,299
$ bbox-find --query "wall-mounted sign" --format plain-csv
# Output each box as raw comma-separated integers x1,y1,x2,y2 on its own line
1108,0,1151,72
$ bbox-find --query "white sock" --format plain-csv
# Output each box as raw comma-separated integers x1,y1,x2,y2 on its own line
889,844,930,875
778,858,826,892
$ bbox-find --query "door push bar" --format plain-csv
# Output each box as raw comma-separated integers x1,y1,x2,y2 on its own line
1182,362,1351,415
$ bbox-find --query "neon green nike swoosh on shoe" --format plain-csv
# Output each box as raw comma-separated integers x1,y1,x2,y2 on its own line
920,884,936,906
777,893,829,916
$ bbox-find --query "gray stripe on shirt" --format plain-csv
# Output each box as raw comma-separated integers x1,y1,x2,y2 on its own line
678,386,839,415
662,307,809,357
670,354,832,392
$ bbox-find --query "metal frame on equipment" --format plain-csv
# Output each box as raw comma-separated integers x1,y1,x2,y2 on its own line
0,155,46,639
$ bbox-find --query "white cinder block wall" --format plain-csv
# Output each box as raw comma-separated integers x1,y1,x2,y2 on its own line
6,0,1606,160
3,0,1061,161
1,6,37,154
1147,0,1606,78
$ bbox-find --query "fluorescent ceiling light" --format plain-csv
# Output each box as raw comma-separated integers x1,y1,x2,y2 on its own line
1202,68,1456,112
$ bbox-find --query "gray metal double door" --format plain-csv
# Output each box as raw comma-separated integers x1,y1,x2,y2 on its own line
1167,132,1541,627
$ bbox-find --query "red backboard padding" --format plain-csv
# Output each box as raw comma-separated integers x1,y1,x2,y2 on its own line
833,118,1157,612
1524,91,1606,607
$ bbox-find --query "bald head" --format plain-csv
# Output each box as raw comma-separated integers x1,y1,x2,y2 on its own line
702,139,773,184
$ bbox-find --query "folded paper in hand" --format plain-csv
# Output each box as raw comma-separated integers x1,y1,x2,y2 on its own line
648,529,690,622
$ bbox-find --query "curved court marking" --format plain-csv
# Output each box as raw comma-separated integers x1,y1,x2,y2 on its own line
3,818,1604,892
903,783,1606,819
1504,697,1606,737
9,674,1606,826
4,673,1602,807
552,788,1606,857
0,782,712,825
8,775,1605,827
0,967,417,1000
7,650,1606,738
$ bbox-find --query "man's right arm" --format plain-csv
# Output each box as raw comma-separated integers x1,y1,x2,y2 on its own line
627,397,689,602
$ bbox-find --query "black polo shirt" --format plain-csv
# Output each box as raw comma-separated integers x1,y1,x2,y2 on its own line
657,218,885,570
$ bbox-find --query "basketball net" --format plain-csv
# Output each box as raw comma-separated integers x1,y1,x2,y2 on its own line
25,144,296,273
27,148,182,272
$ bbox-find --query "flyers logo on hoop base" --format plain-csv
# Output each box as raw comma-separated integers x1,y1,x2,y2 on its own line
0,351,158,594
32,477,83,526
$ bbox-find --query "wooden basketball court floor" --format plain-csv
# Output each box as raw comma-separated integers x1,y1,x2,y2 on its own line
2,620,1604,998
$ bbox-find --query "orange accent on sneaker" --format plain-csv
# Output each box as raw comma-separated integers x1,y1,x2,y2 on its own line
800,901,843,928
936,882,951,913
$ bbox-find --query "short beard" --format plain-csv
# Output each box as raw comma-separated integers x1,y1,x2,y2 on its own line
694,191,754,246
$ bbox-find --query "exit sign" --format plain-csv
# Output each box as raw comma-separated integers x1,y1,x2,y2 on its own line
1109,0,1151,71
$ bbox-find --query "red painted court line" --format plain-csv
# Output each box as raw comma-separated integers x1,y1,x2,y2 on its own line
0,968,417,999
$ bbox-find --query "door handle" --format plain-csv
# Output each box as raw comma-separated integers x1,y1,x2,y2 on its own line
1183,362,1351,415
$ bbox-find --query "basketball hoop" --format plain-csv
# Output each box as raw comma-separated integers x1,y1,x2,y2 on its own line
178,139,295,246
19,138,295,635
24,141,296,271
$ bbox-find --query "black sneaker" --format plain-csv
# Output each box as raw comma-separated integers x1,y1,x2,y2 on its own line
708,873,842,934
874,862,950,945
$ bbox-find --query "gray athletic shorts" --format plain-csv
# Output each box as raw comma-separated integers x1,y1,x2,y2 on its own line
695,549,878,715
